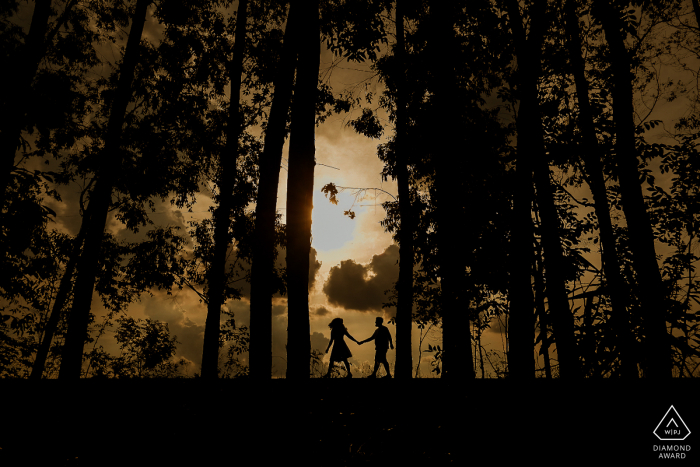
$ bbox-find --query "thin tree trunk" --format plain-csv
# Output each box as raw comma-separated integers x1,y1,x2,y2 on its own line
596,1,671,378
564,0,636,378
285,0,319,379
58,0,149,379
477,321,485,379
248,1,300,380
393,0,414,380
200,0,249,380
30,220,89,379
429,0,474,380
0,0,52,209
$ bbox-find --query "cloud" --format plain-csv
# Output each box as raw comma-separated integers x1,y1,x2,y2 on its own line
310,331,330,353
322,244,399,312
168,316,206,367
308,247,322,290
313,306,331,317
272,303,287,316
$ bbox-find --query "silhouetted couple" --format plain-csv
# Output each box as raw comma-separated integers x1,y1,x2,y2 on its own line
325,317,394,378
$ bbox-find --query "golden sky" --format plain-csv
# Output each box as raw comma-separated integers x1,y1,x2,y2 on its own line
10,1,699,378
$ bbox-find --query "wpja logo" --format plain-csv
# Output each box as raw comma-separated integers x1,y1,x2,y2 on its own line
653,406,691,460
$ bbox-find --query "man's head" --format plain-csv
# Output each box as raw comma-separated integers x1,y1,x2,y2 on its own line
375,317,383,327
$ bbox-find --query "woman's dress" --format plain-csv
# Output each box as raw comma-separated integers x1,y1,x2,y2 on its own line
329,327,352,362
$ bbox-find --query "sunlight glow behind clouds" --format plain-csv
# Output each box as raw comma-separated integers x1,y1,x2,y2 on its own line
311,190,363,251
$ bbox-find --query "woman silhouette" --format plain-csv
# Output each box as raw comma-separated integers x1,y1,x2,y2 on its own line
325,318,359,378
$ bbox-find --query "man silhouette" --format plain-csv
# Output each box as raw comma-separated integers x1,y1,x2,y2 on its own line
359,317,394,378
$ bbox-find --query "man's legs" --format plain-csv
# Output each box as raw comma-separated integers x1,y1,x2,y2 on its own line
368,350,383,378
379,354,391,378
374,349,389,377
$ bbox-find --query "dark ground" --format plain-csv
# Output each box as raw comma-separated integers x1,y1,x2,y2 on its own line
0,379,698,465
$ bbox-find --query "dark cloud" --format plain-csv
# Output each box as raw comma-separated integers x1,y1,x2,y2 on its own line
272,303,286,316
323,244,399,312
313,306,330,317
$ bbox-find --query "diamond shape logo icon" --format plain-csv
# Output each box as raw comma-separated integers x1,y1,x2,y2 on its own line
654,406,691,441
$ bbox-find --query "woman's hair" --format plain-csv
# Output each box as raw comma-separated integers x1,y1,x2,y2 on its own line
328,317,344,330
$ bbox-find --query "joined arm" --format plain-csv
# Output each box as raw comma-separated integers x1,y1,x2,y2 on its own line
345,330,360,344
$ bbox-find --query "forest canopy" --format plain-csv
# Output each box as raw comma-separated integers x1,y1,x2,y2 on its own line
1,0,699,380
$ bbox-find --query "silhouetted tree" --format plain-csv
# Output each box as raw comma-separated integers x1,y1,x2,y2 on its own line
4,0,700,381
200,0,250,379
503,0,537,380
86,316,186,378
285,0,320,379
426,0,474,380
30,220,87,378
249,1,299,380
58,0,151,378
392,0,414,380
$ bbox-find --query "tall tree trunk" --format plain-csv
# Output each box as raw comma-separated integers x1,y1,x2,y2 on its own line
564,0,636,378
248,1,300,380
200,0,249,380
596,1,671,378
30,220,88,379
58,0,149,379
507,0,581,378
285,0,319,379
429,1,474,380
504,0,541,380
507,100,537,379
0,0,53,209
393,0,414,380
